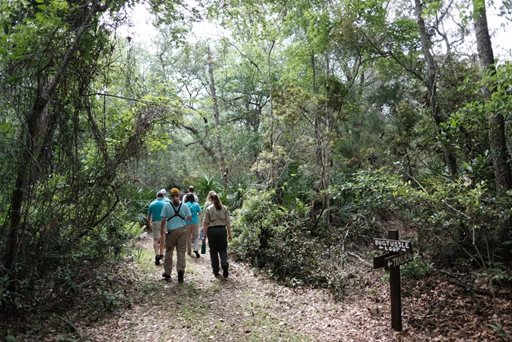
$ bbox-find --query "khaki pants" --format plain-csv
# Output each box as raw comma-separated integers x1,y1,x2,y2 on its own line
186,223,200,255
164,227,187,275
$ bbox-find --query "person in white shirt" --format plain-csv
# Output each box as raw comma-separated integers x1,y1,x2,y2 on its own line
182,185,199,203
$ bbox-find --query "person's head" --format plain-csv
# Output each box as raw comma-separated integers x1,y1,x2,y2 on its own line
185,193,195,203
210,192,222,210
159,188,167,197
188,185,195,193
156,191,164,199
207,190,215,202
170,188,180,204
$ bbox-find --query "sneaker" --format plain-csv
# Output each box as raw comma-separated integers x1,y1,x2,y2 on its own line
223,268,229,279
178,270,184,283
194,251,200,258
162,273,171,281
155,255,160,266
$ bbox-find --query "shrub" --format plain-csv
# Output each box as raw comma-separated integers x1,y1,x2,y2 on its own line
232,189,360,293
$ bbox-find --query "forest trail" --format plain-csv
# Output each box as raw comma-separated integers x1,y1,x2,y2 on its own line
82,236,405,342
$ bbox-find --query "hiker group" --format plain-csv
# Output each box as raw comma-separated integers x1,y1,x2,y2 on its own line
146,186,232,283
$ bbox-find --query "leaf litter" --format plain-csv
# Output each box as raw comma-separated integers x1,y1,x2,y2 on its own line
2,235,511,341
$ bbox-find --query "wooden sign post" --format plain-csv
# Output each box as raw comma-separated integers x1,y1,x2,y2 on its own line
373,230,413,332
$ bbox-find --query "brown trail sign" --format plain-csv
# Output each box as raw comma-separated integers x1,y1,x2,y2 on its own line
373,230,414,332
384,250,413,270
373,238,411,253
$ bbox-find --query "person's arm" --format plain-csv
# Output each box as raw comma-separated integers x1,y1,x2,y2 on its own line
225,208,232,241
202,221,208,239
195,204,201,221
160,205,168,235
227,223,232,241
203,209,210,238
161,217,166,236
147,205,152,231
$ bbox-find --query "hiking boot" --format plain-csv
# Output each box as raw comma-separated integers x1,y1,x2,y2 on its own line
155,255,160,266
222,267,229,279
178,270,184,283
162,273,171,281
194,251,200,258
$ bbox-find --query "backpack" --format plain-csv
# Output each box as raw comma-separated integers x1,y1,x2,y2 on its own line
166,202,185,222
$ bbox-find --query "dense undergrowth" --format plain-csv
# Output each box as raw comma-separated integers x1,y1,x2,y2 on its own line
230,168,512,295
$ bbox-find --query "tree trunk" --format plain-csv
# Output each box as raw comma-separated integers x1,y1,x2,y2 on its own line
3,3,104,271
311,51,331,226
207,47,229,192
473,0,512,194
414,0,458,177
473,0,512,260
267,41,276,186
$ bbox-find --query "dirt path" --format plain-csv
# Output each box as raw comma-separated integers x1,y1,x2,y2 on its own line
80,236,411,342
3,236,509,341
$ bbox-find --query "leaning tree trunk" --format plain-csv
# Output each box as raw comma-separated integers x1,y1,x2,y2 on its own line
207,47,229,192
414,0,458,177
473,0,512,261
3,3,106,272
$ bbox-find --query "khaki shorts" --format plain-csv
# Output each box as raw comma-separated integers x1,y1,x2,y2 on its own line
151,220,162,240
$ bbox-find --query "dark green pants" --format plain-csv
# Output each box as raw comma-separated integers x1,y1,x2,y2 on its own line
207,226,228,274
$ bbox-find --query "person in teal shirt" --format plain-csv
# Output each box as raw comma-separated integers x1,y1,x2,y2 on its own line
147,191,166,265
184,193,202,258
160,188,192,283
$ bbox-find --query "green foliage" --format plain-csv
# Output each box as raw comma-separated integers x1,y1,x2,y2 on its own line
232,189,286,262
194,176,223,202
96,289,126,312
401,254,433,279
489,322,512,340
1,0,511,325
232,189,360,293
332,169,512,264
0,0,180,315
226,179,250,210
478,264,512,287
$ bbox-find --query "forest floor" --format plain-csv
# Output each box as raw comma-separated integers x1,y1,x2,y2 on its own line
3,235,512,341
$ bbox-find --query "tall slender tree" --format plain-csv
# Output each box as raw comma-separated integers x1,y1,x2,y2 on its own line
472,0,512,260
414,0,458,177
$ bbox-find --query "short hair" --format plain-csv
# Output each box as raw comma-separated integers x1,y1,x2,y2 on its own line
185,193,195,203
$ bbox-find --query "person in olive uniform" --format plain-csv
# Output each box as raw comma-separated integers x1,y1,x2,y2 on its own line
203,192,232,278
